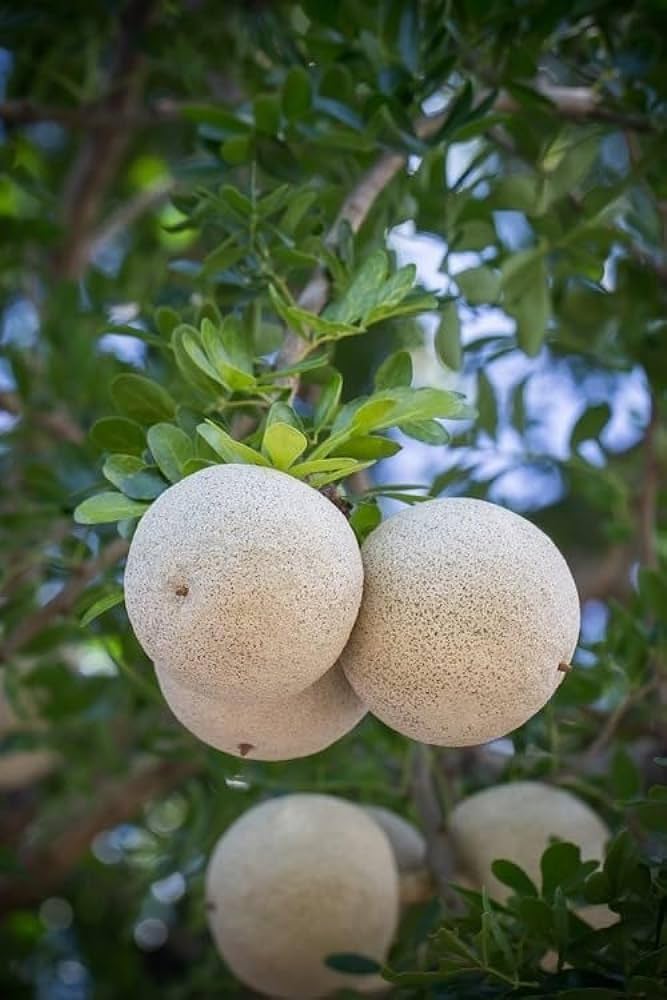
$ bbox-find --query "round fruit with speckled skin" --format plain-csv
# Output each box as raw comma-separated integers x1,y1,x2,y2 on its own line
341,498,580,746
448,781,610,903
124,464,364,701
206,794,399,998
362,806,426,872
156,661,366,761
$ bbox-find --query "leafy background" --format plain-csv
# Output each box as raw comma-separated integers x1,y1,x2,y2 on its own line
0,1,666,997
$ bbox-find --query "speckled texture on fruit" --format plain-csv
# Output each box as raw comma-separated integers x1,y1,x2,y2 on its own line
205,794,399,998
124,464,364,700
156,661,367,761
448,781,610,902
363,806,426,872
341,498,580,746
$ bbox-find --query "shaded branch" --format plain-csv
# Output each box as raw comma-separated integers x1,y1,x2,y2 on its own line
53,0,158,279
0,97,185,129
0,390,85,445
0,538,129,662
0,758,198,914
583,678,659,762
409,744,457,902
88,177,176,257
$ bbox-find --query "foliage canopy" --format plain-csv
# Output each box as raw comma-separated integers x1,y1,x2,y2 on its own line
1,1,666,996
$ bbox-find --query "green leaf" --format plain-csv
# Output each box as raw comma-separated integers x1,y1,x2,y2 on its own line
374,350,413,390
147,424,193,483
201,318,256,391
571,403,612,449
491,859,538,897
267,353,330,380
350,397,397,432
202,238,247,275
308,461,374,488
219,315,254,374
110,374,176,424
610,747,641,800
399,420,449,445
80,589,124,628
254,93,281,134
218,185,252,218
477,372,497,437
349,500,382,543
603,830,641,894
325,250,389,324
282,66,312,120
179,326,226,386
507,256,551,356
330,436,401,459
435,301,462,371
389,386,471,425
583,870,611,904
265,401,302,431
154,306,180,338
101,455,166,501
365,265,418,324
182,458,213,476
313,372,343,431
517,897,554,938
74,492,149,525
197,421,270,466
456,266,501,304
541,841,582,899
324,954,381,976
268,285,359,339
102,454,143,490
290,457,361,480
90,417,145,456
221,135,253,165
262,422,308,470
171,326,223,396
314,387,470,460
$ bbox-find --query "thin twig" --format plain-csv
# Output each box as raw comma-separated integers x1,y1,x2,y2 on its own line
0,538,129,662
583,678,659,761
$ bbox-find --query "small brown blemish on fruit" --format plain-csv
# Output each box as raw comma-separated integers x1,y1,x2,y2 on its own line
558,661,572,674
238,742,255,757
175,584,189,597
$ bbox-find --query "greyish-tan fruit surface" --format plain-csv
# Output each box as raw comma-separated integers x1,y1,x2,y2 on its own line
362,805,426,872
124,463,364,701
448,780,611,902
205,794,399,998
341,497,580,746
156,660,366,761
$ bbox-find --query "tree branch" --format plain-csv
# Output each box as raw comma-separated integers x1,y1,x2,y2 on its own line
53,0,158,279
0,390,85,445
0,758,198,914
0,538,129,662
88,177,176,257
2,80,657,134
409,744,457,902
